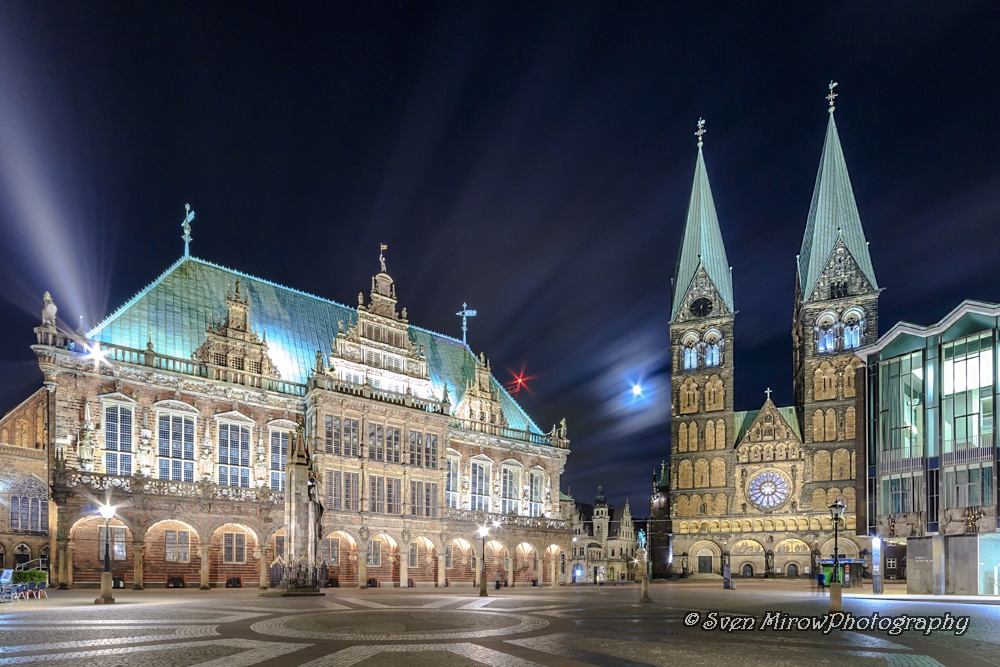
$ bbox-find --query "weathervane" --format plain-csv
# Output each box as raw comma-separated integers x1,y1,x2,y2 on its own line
456,302,477,346
181,204,195,257
695,118,706,147
826,81,838,113
379,244,387,273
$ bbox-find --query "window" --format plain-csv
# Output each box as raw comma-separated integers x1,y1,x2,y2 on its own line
683,345,698,371
369,476,401,514
878,351,924,460
217,423,251,488
321,537,339,564
9,489,47,533
446,458,460,508
387,427,401,463
342,371,362,384
367,539,381,566
98,526,127,560
830,281,849,299
368,424,384,461
944,463,994,509
326,470,342,510
325,416,336,454
165,530,190,562
223,532,246,564
408,543,418,567
410,481,438,517
501,467,520,514
886,558,897,570
409,432,423,467
471,462,490,511
942,333,994,451
365,350,381,368
843,317,862,350
326,417,360,457
705,342,721,368
157,414,195,482
384,356,403,373
270,430,290,491
344,472,360,510
529,471,544,517
274,536,285,560
104,404,133,476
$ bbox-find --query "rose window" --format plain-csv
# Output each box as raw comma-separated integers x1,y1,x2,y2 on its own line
746,470,791,509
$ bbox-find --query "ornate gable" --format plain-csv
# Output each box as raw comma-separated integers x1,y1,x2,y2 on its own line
807,237,877,303
672,264,732,324
735,398,803,465
193,279,279,378
454,353,508,427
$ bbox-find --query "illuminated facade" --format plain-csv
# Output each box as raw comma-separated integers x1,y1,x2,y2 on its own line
11,251,574,588
657,98,874,579
857,300,1000,595
568,486,639,584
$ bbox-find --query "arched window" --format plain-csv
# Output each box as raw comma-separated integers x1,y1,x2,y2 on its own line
683,345,698,371
843,310,864,350
8,476,48,533
815,313,839,354
698,503,707,515
704,332,723,368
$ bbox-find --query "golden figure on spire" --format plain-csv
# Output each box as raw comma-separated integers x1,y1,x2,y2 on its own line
695,117,706,147
826,81,838,112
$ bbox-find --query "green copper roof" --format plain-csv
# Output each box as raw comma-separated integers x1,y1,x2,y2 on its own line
671,145,733,320
89,256,542,434
733,406,802,445
798,111,877,302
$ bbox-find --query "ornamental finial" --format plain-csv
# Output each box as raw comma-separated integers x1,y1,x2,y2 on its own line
695,118,706,147
181,203,195,257
379,244,387,273
826,81,838,113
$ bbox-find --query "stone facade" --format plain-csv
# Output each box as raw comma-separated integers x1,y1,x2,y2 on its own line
567,487,639,584
13,251,573,589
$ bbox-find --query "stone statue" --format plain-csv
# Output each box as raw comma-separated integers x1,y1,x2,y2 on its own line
401,307,407,320
78,403,96,472
42,292,58,327
254,442,268,487
314,350,325,374
199,438,215,482
137,428,155,476
559,418,567,439
637,529,647,550
358,292,364,307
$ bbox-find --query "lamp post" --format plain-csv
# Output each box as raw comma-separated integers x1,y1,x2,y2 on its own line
478,525,489,597
828,497,845,612
95,503,117,605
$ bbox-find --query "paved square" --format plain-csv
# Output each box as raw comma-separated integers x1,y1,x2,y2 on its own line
0,582,996,666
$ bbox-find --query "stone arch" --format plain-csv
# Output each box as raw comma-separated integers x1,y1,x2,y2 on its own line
680,378,699,414
750,444,762,462
679,422,689,452
694,459,709,488
844,407,856,440
846,516,857,530
710,521,720,532
678,460,693,488
753,519,763,532
69,513,137,540
764,519,775,531
813,450,831,481
710,458,726,487
763,444,774,461
705,422,715,451
742,520,752,531
206,521,260,546
731,539,764,556
812,488,827,510
824,409,837,442
705,375,725,411
776,519,786,531
776,443,787,460
775,538,810,554
820,538,859,559
721,520,731,532
844,358,863,398
812,410,825,442
827,488,842,507
675,495,690,516
814,361,837,400
715,420,726,450
832,449,851,480
679,521,689,534
700,521,709,533
810,517,822,530
843,487,856,511
715,493,727,515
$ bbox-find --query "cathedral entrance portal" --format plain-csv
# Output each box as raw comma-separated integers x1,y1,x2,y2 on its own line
742,564,754,577
698,556,712,573
786,564,798,577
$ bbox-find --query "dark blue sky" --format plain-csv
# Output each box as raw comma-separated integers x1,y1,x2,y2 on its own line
1,3,999,512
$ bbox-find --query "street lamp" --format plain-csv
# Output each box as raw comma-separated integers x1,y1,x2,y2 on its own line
478,525,490,597
828,497,846,612
95,503,116,605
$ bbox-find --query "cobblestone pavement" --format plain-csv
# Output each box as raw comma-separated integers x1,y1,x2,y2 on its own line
0,582,997,666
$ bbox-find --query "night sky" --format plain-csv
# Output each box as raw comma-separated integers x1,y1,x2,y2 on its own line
1,3,999,512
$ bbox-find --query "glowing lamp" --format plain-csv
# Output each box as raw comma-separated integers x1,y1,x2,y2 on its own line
872,537,881,549
491,519,501,529
98,504,116,521
477,525,489,539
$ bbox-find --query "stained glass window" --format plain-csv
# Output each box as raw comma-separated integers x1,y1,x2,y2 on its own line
746,470,790,509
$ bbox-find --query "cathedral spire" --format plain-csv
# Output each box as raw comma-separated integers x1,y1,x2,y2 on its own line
797,84,877,302
671,118,733,321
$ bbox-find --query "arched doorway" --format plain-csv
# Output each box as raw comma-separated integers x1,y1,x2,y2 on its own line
786,563,799,578
446,538,475,586
14,544,30,568
321,531,357,586
697,548,714,574
742,564,754,577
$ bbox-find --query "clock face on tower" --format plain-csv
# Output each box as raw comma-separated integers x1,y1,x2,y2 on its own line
690,298,714,317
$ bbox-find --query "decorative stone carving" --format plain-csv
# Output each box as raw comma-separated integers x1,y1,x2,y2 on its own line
137,428,155,477
42,292,58,327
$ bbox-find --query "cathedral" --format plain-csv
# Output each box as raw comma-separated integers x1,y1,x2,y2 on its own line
650,87,874,578
0,241,574,588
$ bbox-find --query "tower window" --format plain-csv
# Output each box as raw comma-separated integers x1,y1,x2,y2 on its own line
683,345,698,370
830,282,849,299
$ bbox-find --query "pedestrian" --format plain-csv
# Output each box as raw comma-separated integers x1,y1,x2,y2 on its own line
815,570,826,593
494,570,501,590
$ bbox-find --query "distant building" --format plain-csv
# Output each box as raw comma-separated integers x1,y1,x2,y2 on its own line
655,93,873,579
568,485,638,583
857,300,1000,595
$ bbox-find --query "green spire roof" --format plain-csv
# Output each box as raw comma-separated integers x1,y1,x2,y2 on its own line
671,144,733,320
798,111,877,302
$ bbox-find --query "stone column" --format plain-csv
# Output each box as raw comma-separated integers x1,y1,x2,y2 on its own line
357,548,367,589
66,543,74,588
199,544,212,590
56,540,69,589
437,549,446,588
256,547,268,589
399,548,408,588
132,540,145,590
549,556,556,588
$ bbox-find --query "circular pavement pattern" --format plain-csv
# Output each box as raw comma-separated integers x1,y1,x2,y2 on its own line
250,608,549,641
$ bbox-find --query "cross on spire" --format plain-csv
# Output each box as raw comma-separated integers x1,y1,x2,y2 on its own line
181,204,195,257
695,118,706,146
826,81,838,113
765,387,772,400
456,302,477,346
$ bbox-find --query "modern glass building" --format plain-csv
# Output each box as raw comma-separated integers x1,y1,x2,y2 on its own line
858,300,1000,595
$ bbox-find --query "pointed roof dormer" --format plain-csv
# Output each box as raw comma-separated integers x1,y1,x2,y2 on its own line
671,118,734,322
797,83,877,303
